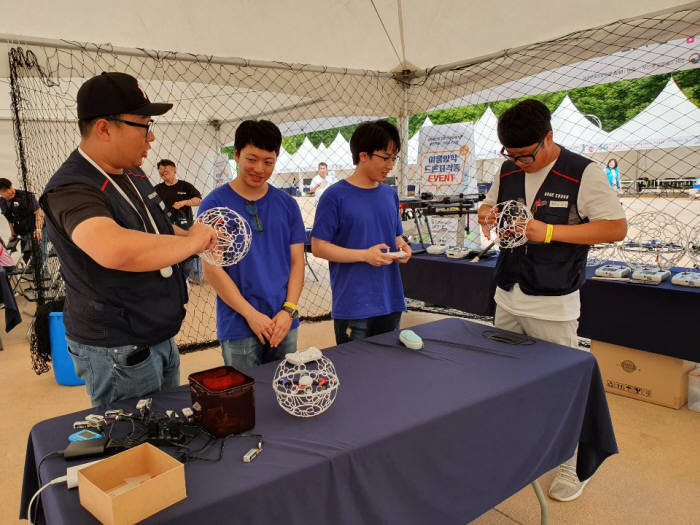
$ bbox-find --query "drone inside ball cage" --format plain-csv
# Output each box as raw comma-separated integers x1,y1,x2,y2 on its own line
195,206,252,267
272,347,340,418
484,200,532,250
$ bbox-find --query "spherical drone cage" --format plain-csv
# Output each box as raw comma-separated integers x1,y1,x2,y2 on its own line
272,354,340,418
587,242,617,267
618,211,685,270
486,200,532,249
196,206,252,267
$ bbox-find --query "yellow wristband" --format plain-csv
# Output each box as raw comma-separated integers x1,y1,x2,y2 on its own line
283,301,298,311
544,224,554,244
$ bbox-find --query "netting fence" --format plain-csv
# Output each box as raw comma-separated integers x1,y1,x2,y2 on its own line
5,4,699,364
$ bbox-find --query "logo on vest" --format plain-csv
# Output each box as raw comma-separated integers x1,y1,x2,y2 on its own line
549,200,569,208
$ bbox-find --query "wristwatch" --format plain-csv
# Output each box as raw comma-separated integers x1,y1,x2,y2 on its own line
282,301,299,319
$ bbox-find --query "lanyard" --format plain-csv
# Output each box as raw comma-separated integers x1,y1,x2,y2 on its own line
77,148,173,278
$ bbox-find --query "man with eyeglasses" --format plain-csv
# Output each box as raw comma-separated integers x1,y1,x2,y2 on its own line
198,120,306,371
311,120,411,344
40,72,216,407
477,99,626,502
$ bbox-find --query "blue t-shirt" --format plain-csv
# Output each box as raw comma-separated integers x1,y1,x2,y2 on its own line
311,180,406,319
198,184,306,341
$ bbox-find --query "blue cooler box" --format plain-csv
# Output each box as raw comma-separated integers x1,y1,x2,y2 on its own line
48,312,84,386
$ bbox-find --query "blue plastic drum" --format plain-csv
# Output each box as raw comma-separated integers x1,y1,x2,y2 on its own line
48,312,84,386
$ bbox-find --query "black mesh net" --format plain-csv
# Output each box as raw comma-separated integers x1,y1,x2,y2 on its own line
6,4,699,366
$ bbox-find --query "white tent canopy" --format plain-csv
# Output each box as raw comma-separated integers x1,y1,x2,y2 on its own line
323,134,352,172
0,1,689,74
551,95,611,153
407,116,434,164
0,1,697,193
601,79,700,151
473,108,501,160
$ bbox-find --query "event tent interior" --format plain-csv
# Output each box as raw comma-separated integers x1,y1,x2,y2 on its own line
0,1,699,524
0,0,697,352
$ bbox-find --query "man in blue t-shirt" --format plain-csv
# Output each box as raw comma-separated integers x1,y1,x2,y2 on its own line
199,120,306,371
311,120,411,344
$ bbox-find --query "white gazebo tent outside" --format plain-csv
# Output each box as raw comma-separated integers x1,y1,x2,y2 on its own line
588,79,700,186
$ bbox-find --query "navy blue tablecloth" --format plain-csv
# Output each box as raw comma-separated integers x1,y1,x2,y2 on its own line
401,252,498,316
21,318,617,525
401,256,699,361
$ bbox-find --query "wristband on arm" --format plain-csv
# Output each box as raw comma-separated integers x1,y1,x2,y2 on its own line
544,224,554,244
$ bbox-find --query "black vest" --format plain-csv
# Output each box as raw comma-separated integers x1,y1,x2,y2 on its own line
40,149,187,347
1,189,36,235
495,147,591,296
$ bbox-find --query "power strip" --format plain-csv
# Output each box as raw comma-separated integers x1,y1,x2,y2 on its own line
66,459,104,488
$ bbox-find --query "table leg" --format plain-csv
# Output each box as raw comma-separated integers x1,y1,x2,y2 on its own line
531,479,549,525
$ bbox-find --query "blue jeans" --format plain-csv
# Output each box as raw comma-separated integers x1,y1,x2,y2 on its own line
333,312,402,345
66,337,180,408
221,328,298,372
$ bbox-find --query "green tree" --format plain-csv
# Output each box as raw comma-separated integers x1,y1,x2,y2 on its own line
222,70,700,153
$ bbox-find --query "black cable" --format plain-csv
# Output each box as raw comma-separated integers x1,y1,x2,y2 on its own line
481,329,536,345
36,450,63,484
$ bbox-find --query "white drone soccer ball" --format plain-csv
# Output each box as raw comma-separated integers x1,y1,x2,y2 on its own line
485,200,532,249
272,347,340,418
618,211,685,270
195,207,252,267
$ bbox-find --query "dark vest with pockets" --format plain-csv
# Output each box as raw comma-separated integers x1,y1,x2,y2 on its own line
1,189,36,235
495,146,591,296
40,149,187,347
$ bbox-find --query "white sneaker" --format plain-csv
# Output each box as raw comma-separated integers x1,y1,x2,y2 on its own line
548,462,589,502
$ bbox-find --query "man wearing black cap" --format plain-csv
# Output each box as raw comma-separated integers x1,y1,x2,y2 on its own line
40,72,216,407
477,99,626,502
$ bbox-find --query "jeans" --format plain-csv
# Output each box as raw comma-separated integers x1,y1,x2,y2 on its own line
180,257,194,281
66,337,180,408
333,311,402,345
221,328,298,372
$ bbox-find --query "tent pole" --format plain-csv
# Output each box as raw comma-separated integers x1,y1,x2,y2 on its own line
397,80,410,196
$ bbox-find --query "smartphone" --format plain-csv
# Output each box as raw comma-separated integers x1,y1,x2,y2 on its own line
68,429,103,442
125,346,151,366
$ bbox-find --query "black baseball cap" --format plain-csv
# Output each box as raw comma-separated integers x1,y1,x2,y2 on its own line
77,72,173,120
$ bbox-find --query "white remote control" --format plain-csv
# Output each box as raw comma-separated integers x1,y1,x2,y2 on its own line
386,250,407,258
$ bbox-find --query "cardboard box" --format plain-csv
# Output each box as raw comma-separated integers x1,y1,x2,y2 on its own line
78,443,186,525
590,340,696,409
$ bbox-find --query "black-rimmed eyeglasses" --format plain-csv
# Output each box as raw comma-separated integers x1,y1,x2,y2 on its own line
106,117,155,137
500,138,545,165
371,152,399,163
245,200,263,232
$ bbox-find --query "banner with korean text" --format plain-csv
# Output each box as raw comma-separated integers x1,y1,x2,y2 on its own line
417,123,480,247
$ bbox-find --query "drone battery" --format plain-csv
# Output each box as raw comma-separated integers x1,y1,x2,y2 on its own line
189,366,255,437
631,269,670,283
595,264,631,278
670,271,700,287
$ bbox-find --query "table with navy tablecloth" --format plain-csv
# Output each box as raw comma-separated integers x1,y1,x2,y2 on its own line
401,254,699,361
21,318,616,525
